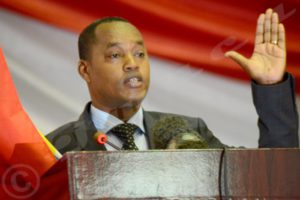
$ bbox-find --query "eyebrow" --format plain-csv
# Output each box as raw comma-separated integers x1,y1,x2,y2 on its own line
106,40,144,48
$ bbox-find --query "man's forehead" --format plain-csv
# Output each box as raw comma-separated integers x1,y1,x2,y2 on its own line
94,21,144,44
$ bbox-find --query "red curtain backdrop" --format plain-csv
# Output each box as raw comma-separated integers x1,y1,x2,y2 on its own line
1,0,299,91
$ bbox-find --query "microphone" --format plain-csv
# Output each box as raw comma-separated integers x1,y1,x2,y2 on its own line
151,116,208,149
94,132,121,150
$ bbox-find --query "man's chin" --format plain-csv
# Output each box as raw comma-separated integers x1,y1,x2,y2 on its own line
119,99,142,109
120,91,147,107
118,94,147,108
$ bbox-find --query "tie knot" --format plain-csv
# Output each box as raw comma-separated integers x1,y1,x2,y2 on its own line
110,123,139,150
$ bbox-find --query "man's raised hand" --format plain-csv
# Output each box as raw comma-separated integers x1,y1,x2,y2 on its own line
225,8,286,85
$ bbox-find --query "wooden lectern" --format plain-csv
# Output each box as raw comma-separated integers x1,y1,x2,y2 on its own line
58,149,300,200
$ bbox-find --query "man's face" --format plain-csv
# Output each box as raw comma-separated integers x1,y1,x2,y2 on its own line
80,22,150,110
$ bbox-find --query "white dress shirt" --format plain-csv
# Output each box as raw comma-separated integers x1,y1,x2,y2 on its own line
90,105,149,150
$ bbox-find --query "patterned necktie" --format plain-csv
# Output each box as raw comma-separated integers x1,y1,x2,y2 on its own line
110,123,139,150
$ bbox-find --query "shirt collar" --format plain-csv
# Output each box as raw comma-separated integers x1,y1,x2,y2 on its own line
90,105,145,133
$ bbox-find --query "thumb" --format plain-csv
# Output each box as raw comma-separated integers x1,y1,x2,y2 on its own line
225,51,249,71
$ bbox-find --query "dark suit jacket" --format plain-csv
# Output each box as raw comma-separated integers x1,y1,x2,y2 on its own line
47,73,299,154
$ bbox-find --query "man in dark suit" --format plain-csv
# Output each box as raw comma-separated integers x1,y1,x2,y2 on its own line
47,9,299,154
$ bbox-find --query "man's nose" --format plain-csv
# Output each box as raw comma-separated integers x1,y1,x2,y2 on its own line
123,54,139,71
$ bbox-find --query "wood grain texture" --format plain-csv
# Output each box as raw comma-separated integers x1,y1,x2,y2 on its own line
66,149,300,200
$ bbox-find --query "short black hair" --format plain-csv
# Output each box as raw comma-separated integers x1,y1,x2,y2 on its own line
78,16,129,60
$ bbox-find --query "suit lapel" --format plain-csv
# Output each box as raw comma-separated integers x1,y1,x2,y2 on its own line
74,102,106,151
143,110,159,149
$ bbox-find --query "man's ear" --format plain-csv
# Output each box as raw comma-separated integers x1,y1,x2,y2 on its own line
78,60,91,83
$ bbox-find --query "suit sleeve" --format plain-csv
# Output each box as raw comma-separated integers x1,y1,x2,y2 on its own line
252,73,299,147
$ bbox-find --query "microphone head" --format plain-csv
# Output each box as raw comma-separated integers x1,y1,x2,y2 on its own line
94,132,108,145
151,116,208,149
151,116,190,149
167,132,208,149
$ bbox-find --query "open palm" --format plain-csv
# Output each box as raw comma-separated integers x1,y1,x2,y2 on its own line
226,9,286,85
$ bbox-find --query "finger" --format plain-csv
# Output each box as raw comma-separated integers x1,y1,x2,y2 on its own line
255,14,265,45
225,51,249,71
271,12,279,43
278,23,286,50
264,8,272,43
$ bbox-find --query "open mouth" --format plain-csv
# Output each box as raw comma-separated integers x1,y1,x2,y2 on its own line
124,76,143,88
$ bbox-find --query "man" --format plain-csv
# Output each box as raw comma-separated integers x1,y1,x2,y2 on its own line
47,9,299,153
